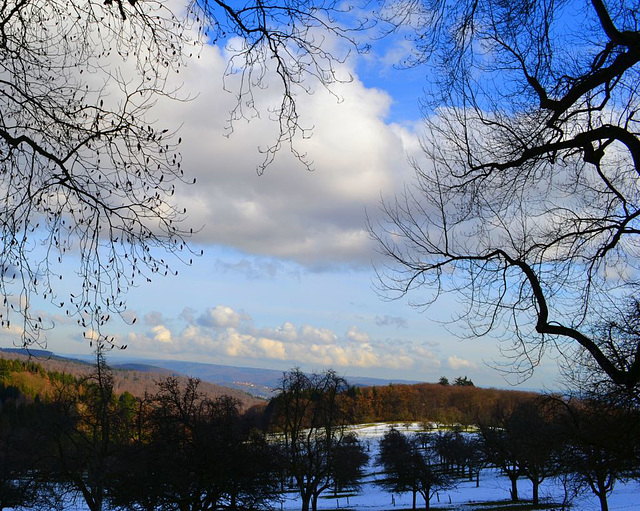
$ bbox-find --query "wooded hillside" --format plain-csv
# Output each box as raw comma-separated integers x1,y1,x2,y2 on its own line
348,382,538,426
0,351,264,410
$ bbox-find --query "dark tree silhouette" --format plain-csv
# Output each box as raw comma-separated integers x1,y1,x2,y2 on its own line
556,397,640,511
567,299,640,405
377,428,454,511
478,420,523,502
453,376,474,387
0,399,41,510
371,0,640,391
44,350,128,511
507,401,563,507
330,432,369,495
433,429,483,484
479,398,563,506
139,376,275,511
270,368,357,511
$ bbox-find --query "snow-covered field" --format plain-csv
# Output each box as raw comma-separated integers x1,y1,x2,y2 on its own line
277,466,639,511
274,423,639,511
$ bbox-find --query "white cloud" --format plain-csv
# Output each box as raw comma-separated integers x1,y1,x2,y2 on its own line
299,325,338,345
123,305,443,373
149,35,420,269
151,325,173,344
84,329,100,341
256,336,287,360
144,311,166,326
447,355,477,370
179,307,197,323
275,322,298,343
346,326,370,343
198,305,246,328
63,6,421,272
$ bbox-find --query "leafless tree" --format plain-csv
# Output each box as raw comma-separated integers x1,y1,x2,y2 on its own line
552,396,640,511
270,368,354,511
0,0,363,349
371,0,640,392
564,299,640,404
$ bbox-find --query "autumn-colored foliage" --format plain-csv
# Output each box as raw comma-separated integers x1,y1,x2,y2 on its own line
345,382,537,426
0,351,262,410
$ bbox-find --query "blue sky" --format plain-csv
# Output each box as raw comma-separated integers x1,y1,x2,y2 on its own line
0,6,563,390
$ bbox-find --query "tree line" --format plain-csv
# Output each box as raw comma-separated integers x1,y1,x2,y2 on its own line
0,359,638,511
346,379,537,426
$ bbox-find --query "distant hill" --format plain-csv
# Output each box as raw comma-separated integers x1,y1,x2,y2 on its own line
4,350,397,399
111,362,174,374
106,358,540,426
112,358,421,398
0,349,542,426
1,348,90,366
0,349,264,409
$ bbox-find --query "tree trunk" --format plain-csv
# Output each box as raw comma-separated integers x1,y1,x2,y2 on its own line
594,475,610,511
412,488,417,510
311,492,319,511
597,491,609,511
532,479,539,507
509,475,518,502
80,484,102,511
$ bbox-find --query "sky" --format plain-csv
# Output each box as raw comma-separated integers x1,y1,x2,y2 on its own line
0,2,564,390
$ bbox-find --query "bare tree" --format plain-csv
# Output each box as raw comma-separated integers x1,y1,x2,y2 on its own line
555,397,640,511
564,299,640,405
44,347,128,511
0,0,363,349
371,0,640,392
377,427,455,511
269,368,356,511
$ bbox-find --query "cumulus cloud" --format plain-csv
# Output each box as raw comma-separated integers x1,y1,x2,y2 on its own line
148,33,420,270
74,8,422,272
197,305,247,328
144,311,166,326
299,325,338,345
447,355,477,370
126,304,441,373
151,325,173,344
274,322,299,343
346,326,370,343
179,307,197,323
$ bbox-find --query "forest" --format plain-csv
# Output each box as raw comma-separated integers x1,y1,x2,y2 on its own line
0,355,637,511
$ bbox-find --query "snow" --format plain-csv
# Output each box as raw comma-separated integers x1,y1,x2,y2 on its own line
274,423,640,511
274,468,640,511
17,423,639,510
